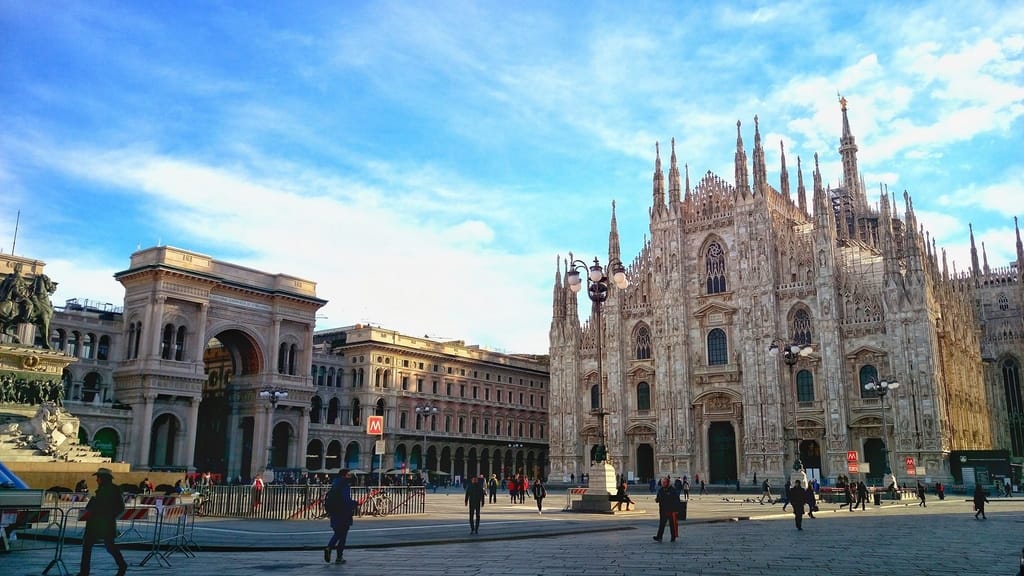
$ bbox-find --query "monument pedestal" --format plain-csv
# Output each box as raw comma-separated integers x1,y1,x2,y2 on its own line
572,461,617,513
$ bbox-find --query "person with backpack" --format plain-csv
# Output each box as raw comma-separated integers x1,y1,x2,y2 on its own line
487,474,499,503
531,477,548,514
323,469,357,564
77,467,128,576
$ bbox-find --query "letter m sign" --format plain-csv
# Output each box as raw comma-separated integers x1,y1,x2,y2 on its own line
367,415,384,436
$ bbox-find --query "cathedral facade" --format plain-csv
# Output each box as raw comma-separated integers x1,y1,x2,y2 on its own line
548,100,1024,487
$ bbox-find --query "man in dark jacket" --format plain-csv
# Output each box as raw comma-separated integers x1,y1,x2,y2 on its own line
78,467,128,576
788,479,807,530
465,475,486,534
323,469,357,564
856,481,869,510
653,477,680,542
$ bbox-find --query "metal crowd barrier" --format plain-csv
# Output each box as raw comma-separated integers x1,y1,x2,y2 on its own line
564,487,589,511
199,484,426,519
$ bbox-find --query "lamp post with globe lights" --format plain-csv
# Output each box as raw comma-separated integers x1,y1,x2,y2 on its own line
864,377,899,491
415,403,438,479
566,256,629,502
767,340,813,483
259,387,288,478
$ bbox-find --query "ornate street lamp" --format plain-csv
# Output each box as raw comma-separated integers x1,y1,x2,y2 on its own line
864,377,899,486
768,340,813,478
567,256,629,498
415,403,438,475
259,387,288,472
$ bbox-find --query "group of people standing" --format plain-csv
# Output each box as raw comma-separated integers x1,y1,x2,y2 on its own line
464,474,548,533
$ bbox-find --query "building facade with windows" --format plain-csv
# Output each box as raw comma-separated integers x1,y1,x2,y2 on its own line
548,101,1024,486
309,325,550,482
26,247,549,482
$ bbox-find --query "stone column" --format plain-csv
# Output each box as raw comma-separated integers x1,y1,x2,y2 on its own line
192,303,209,362
137,391,157,468
270,317,281,374
148,296,166,359
296,407,309,470
184,396,201,471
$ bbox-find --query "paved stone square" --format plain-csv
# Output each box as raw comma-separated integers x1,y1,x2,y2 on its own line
7,493,1022,575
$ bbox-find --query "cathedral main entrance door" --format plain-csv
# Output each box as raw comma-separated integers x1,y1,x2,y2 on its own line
708,422,737,484
864,438,885,482
636,444,654,483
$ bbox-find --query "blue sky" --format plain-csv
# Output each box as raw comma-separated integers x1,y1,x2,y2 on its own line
1,1,1022,354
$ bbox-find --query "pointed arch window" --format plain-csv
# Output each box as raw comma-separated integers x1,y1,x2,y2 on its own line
796,370,814,402
635,326,652,360
707,328,728,365
590,384,600,411
636,382,651,411
1002,357,1022,457
792,309,812,346
705,241,727,294
859,365,879,398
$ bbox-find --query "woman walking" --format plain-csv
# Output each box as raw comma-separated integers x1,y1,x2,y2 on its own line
531,478,547,514
973,484,990,520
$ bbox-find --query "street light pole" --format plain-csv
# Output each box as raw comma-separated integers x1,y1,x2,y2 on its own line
768,340,812,483
415,403,438,480
567,256,629,500
864,377,899,490
258,387,288,477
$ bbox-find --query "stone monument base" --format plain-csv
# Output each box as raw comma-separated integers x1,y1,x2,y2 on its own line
571,461,617,513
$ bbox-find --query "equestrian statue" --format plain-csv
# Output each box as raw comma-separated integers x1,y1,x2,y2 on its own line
0,262,58,349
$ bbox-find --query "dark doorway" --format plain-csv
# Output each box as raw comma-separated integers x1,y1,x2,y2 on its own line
864,438,885,482
708,422,737,484
799,439,822,470
636,443,654,483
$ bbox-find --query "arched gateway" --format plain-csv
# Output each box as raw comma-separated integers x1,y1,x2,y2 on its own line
113,246,325,481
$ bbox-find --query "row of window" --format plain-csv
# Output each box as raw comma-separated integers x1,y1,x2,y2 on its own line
309,397,544,439
631,310,813,363
47,329,112,361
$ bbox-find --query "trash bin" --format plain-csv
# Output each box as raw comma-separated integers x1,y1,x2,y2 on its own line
678,500,687,520
873,492,881,506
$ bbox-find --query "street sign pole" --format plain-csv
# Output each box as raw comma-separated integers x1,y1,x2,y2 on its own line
367,416,385,488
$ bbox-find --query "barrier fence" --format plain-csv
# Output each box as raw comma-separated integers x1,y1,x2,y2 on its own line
199,484,426,519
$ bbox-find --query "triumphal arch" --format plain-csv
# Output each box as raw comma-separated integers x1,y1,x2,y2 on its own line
113,246,325,481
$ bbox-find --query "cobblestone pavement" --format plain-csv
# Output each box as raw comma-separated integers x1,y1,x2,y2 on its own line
8,492,1023,575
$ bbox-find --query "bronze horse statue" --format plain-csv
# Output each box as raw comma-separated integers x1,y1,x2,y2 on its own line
0,273,57,349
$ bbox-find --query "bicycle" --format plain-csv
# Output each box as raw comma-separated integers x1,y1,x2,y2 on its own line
362,491,391,517
192,493,211,517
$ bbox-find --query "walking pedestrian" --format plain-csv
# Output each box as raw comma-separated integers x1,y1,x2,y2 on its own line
681,477,690,500
917,481,927,507
973,484,990,520
532,477,547,514
77,467,128,576
653,477,680,542
759,479,773,504
840,482,854,511
805,482,817,518
323,469,357,565
857,481,869,511
465,475,486,533
508,476,516,503
788,479,807,531
487,474,499,504
520,475,530,504
699,479,707,495
936,481,945,501
781,479,791,511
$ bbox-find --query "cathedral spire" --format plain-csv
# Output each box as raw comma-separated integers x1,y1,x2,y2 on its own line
552,255,563,321
779,140,791,202
797,156,807,216
969,223,980,277
752,115,767,197
684,163,691,202
838,95,859,185
668,138,682,207
734,120,750,198
652,142,665,211
1016,216,1024,269
982,242,990,274
609,200,621,264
